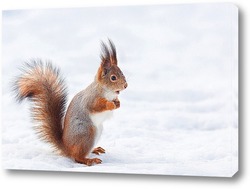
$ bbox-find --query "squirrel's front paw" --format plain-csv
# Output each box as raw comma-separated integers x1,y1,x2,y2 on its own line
106,101,116,110
113,99,120,109
92,147,106,155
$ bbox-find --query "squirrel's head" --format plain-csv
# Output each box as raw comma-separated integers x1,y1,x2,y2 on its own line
96,40,127,94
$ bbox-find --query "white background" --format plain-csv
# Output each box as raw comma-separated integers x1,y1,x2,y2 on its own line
0,0,248,188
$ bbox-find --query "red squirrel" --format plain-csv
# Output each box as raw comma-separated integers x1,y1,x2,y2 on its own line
14,40,128,166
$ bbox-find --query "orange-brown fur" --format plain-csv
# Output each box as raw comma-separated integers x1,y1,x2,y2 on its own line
91,97,117,113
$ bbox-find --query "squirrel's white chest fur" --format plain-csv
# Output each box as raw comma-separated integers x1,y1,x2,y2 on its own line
91,111,114,128
90,90,117,145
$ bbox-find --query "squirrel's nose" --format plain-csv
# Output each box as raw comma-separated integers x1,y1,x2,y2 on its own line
124,83,128,89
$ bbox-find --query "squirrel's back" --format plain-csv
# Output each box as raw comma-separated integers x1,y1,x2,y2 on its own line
13,60,67,154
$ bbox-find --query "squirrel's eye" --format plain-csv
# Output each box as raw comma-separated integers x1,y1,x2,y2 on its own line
111,75,117,81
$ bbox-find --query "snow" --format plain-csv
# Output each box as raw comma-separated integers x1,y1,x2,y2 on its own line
2,3,238,177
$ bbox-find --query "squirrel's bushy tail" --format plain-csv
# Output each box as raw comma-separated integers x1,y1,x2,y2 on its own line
13,60,67,154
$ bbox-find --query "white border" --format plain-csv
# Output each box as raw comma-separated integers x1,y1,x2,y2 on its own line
0,0,248,189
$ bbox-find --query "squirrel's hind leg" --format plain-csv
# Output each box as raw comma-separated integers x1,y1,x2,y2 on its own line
70,145,102,166
65,125,102,166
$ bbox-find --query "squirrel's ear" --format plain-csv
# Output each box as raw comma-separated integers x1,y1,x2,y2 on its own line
100,42,111,76
100,62,110,77
108,39,117,65
100,40,117,69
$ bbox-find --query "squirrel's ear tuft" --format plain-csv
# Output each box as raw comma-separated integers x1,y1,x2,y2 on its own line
108,39,117,65
100,39,117,69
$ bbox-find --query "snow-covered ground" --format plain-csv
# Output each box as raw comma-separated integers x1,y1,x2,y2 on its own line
2,3,238,177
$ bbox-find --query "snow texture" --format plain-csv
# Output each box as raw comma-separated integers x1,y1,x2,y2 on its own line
2,3,238,177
